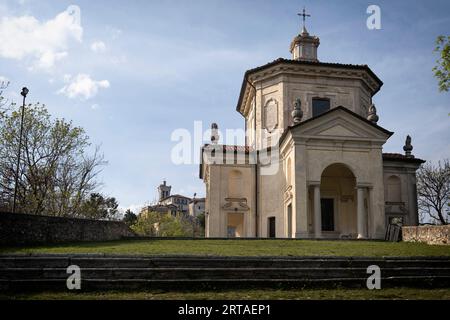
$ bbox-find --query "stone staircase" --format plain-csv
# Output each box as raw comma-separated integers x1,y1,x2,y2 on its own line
1,254,450,291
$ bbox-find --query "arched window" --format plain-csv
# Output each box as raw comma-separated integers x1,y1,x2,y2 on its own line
387,175,402,202
228,170,243,198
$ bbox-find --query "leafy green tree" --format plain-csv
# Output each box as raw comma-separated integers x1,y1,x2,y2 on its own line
196,212,205,229
80,193,119,220
158,215,189,237
131,212,159,236
122,209,137,226
132,211,193,237
0,96,106,216
433,35,450,92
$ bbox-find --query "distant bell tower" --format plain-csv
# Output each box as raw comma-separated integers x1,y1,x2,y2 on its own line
290,7,320,62
158,180,171,201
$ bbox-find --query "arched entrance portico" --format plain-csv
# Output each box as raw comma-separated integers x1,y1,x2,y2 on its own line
311,163,367,239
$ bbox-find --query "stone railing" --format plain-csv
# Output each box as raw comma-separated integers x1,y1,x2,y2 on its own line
402,225,449,245
0,211,136,246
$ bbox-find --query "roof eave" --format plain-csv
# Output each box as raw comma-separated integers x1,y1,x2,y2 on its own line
236,59,383,115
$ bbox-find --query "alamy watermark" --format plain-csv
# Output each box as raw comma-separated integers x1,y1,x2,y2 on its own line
170,121,281,176
367,5,381,30
66,265,81,290
366,265,381,289
67,5,81,27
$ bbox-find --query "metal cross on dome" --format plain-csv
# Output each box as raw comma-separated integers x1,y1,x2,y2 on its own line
297,7,311,29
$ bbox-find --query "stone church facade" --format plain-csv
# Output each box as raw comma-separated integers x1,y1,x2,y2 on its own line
199,23,424,239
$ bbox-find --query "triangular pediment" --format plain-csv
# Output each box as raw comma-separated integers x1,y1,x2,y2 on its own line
317,124,363,138
288,107,393,142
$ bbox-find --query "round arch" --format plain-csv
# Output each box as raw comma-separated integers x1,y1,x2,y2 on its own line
318,163,358,237
320,162,356,180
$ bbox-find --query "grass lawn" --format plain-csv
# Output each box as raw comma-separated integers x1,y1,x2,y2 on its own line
0,239,449,257
2,288,450,300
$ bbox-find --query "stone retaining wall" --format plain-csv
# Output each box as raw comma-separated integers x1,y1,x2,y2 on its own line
0,211,136,246
402,225,449,245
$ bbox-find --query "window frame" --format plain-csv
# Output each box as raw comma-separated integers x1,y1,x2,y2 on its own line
312,97,331,117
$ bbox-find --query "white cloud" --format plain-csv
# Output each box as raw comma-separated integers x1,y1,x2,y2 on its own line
59,74,110,100
0,75,9,83
91,103,100,110
91,41,106,53
0,6,83,70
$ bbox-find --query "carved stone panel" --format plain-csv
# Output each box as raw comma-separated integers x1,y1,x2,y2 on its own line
263,98,278,132
222,198,250,212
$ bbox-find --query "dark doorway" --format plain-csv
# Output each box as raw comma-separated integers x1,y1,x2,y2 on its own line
268,217,276,238
321,198,334,231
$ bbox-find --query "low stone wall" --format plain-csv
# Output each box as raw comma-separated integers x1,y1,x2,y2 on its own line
0,212,136,246
402,225,449,245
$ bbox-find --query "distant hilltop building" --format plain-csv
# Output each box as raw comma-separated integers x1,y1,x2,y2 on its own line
157,180,171,201
189,196,206,217
199,10,424,239
140,180,205,217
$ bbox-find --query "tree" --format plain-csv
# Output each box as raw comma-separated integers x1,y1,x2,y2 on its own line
132,211,159,236
417,159,450,225
196,212,205,230
0,96,107,216
131,211,193,237
433,35,450,92
79,193,119,220
158,214,190,237
122,209,137,226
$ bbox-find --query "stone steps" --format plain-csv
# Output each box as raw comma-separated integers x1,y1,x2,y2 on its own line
2,255,450,268
2,277,450,291
2,267,450,280
1,254,449,291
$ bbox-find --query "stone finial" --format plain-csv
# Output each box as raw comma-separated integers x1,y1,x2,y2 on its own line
403,135,414,158
367,103,379,124
211,123,219,144
291,98,303,124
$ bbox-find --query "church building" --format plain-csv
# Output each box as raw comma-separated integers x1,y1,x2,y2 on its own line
199,13,425,239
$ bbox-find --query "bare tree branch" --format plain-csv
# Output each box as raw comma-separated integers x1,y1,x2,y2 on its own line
417,159,450,225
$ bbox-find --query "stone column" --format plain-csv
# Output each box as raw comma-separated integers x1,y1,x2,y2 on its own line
357,187,366,239
294,143,308,238
367,186,374,239
313,184,322,238
409,173,419,226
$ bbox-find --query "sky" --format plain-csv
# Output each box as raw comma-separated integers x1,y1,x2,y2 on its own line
0,0,449,213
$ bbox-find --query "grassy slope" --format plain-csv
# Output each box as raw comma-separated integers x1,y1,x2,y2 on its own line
1,239,449,256
2,288,450,300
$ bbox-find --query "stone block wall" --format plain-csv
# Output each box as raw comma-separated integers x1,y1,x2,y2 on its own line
402,225,449,245
0,211,136,246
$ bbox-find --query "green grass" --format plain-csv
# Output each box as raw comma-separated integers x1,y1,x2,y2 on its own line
1,239,449,257
2,288,450,300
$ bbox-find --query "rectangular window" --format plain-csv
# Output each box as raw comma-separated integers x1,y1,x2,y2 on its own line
312,98,330,117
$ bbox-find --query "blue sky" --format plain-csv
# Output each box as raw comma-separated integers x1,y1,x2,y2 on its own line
0,0,449,212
